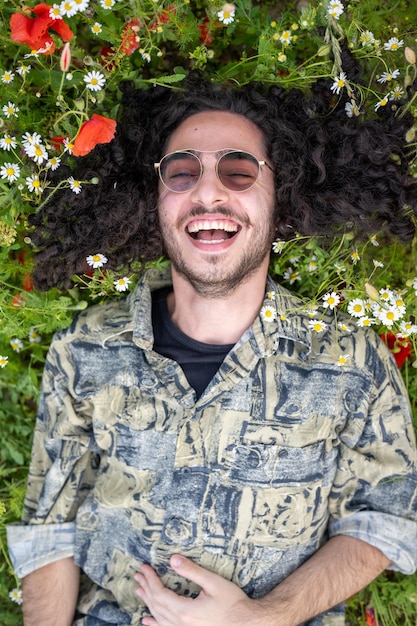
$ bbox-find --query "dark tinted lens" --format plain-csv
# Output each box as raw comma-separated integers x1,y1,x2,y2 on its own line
160,152,201,192
218,151,260,191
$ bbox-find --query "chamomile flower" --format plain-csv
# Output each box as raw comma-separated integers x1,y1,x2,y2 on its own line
347,298,367,318
22,132,42,147
217,4,235,24
272,239,285,253
338,321,352,332
390,86,405,100
86,253,108,268
379,287,393,301
277,52,287,63
0,135,17,151
1,71,15,84
327,0,344,20
91,22,103,35
373,259,384,268
345,100,360,118
322,292,341,310
359,30,375,47
100,0,116,8
68,177,82,194
331,72,347,94
0,355,8,368
46,156,61,171
84,70,106,91
25,142,49,164
0,162,21,183
63,137,74,153
260,304,277,322
370,235,379,246
140,50,151,63
377,307,402,327
377,69,400,83
16,63,31,76
2,102,19,118
26,174,43,194
60,0,77,17
10,338,23,352
29,328,41,343
72,0,90,10
279,30,292,44
308,319,327,333
114,277,131,292
356,316,376,327
283,267,301,284
337,353,350,366
49,4,62,18
308,257,318,272
399,321,417,336
266,291,276,300
384,37,404,51
351,250,360,263
9,587,22,605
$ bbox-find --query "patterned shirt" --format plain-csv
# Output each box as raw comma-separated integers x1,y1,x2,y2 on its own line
7,269,417,626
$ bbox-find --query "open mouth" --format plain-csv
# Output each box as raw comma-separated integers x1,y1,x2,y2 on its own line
186,219,240,243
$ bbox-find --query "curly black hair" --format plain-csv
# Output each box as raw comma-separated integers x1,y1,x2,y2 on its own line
29,71,417,290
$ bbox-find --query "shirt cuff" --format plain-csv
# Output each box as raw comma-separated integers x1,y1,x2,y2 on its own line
329,511,417,575
7,522,75,579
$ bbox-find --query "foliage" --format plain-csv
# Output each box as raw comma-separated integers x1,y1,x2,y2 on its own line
0,0,417,623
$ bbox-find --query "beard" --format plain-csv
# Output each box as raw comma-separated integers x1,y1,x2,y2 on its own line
160,205,275,299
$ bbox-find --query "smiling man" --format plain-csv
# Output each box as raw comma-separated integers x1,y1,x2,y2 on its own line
7,76,417,626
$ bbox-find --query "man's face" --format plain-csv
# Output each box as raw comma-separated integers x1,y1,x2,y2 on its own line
157,110,275,298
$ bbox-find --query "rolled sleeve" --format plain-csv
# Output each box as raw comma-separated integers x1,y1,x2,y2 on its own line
329,511,417,574
7,521,75,579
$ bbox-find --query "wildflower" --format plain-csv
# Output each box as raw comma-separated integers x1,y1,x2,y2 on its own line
331,72,347,95
63,137,74,153
338,321,352,332
72,114,117,157
120,17,141,56
327,0,344,20
272,239,285,253
399,321,417,336
337,353,350,366
16,63,31,76
345,100,360,117
0,221,17,246
22,131,42,147
72,0,90,11
377,69,400,83
1,71,15,84
322,292,341,310
308,319,327,333
217,3,236,25
10,2,73,54
308,257,318,272
26,174,43,194
0,135,17,151
60,0,77,18
10,338,24,352
384,37,404,51
390,86,404,100
279,30,292,45
91,22,102,35
140,49,151,63
68,177,82,194
379,287,393,301
86,253,108,268
405,46,416,64
277,52,287,63
84,70,106,91
351,250,360,263
380,332,411,368
0,163,21,183
46,156,61,170
100,0,116,8
2,102,19,118
359,30,375,47
49,4,62,19
29,328,42,343
60,41,71,71
373,259,384,268
283,267,301,284
356,316,376,327
0,355,8,368
260,304,277,322
266,291,276,300
347,298,367,317
114,277,131,292
9,587,23,605
25,142,49,164
370,235,379,246
377,307,402,327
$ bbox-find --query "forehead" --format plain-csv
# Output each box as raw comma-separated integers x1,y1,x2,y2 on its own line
165,110,266,155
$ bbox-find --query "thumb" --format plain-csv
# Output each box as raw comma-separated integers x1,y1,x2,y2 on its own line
170,554,217,591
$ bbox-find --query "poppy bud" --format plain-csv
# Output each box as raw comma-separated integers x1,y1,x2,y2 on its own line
60,42,71,72
405,46,416,65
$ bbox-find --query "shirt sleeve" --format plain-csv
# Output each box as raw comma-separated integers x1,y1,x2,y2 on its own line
328,333,417,574
7,327,101,577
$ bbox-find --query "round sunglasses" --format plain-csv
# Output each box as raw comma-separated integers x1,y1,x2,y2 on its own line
154,149,273,193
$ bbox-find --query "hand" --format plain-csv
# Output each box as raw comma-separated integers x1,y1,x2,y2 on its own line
134,554,257,626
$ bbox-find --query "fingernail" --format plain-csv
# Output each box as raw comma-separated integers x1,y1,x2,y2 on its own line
171,554,184,568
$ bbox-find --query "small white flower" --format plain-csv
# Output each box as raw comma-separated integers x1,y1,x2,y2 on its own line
9,587,22,605
383,37,404,51
63,138,74,153
29,328,42,343
359,30,375,47
86,253,108,268
22,131,42,147
390,86,405,100
399,321,417,336
140,50,151,63
84,70,106,91
91,22,103,34
351,250,360,264
338,321,352,332
370,235,379,246
68,177,82,194
60,0,77,17
272,239,285,253
308,257,318,273
72,0,90,11
279,30,292,44
2,102,19,118
377,69,400,83
327,0,344,20
114,277,131,292
16,63,31,76
25,142,49,164
49,4,63,18
373,259,384,268
331,72,347,95
308,319,327,333
377,307,402,327
47,156,61,171
0,355,8,368
356,316,376,327
345,100,360,118
10,338,24,352
379,287,393,301
322,291,341,310
266,291,276,300
26,175,43,194
0,162,21,183
100,0,116,9
260,304,277,323
217,6,235,25
283,266,301,284
1,71,15,84
337,353,350,366
0,135,17,151
347,298,368,318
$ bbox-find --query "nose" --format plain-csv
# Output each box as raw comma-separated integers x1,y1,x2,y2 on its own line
189,161,230,206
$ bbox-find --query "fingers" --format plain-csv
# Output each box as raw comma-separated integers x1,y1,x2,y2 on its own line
169,554,217,594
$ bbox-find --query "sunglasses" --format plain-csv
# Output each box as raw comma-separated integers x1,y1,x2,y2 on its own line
154,149,273,193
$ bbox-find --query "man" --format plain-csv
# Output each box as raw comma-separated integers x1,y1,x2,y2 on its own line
7,76,417,625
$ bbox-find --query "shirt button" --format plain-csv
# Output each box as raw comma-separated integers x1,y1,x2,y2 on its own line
157,564,168,576
278,449,289,459
165,365,176,374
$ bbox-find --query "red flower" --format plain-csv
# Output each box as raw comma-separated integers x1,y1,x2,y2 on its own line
50,135,66,152
149,4,176,31
11,294,26,307
198,19,213,45
23,274,34,292
10,3,73,55
120,17,141,56
380,332,412,368
72,114,117,157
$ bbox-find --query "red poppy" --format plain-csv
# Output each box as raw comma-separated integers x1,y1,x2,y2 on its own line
365,607,377,626
23,274,34,292
50,135,66,152
72,114,117,157
380,332,412,368
198,19,213,45
11,294,26,307
10,3,73,55
120,17,141,56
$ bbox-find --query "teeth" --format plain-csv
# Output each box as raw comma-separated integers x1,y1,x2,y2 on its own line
187,220,238,233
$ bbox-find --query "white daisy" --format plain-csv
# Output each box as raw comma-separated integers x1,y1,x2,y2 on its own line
84,70,106,91
86,253,108,268
10,338,24,352
337,353,350,366
16,63,31,76
338,321,352,332
390,86,405,100
399,321,417,336
60,0,77,17
26,175,43,194
260,305,277,322
46,156,61,171
279,30,292,45
25,142,49,164
217,4,235,24
322,291,341,310
114,277,131,292
308,319,327,333
272,239,285,253
29,328,42,343
327,0,344,20
0,135,17,151
283,266,301,284
100,0,116,9
347,298,368,318
2,102,19,118
331,72,347,94
359,30,375,47
356,316,376,327
91,22,103,35
1,71,15,84
0,355,8,368
72,0,90,10
49,4,62,18
22,132,42,147
0,162,21,182
68,177,82,194
345,100,360,118
377,69,400,83
383,37,404,51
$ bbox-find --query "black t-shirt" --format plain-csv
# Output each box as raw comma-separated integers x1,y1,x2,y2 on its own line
152,287,234,399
